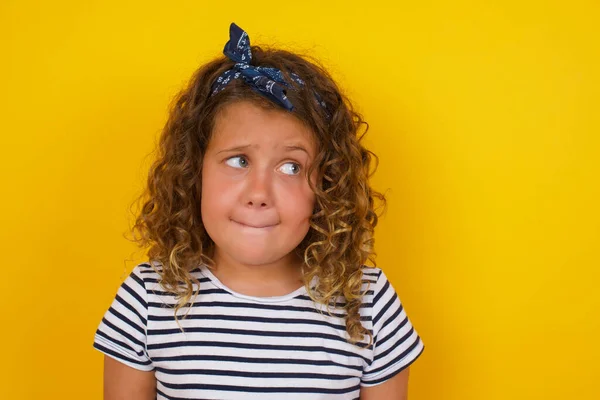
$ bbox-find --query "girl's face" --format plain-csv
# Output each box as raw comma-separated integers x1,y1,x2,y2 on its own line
201,100,317,269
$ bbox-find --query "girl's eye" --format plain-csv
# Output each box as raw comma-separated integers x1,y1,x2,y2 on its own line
225,156,249,169
278,162,301,176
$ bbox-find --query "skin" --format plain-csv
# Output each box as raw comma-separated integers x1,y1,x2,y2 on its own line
103,100,410,399
200,100,318,296
103,356,155,399
360,368,411,400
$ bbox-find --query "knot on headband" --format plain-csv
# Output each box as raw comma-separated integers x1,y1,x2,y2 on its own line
210,23,328,115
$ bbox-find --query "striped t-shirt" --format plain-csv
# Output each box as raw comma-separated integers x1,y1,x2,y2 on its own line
93,262,425,399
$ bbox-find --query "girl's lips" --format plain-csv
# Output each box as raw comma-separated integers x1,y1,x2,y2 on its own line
232,220,278,229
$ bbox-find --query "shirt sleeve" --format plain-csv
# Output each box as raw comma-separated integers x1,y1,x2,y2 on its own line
93,264,154,371
361,269,425,386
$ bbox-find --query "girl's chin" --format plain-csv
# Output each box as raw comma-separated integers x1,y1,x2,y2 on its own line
218,247,297,267
230,253,287,267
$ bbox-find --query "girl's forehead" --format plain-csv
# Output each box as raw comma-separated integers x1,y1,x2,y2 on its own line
210,101,317,151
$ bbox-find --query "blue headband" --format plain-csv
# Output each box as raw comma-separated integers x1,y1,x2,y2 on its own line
210,23,328,115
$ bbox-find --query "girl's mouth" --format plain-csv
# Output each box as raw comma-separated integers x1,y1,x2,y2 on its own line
232,220,278,229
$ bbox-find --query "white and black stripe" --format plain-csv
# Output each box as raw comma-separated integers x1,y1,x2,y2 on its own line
94,262,424,399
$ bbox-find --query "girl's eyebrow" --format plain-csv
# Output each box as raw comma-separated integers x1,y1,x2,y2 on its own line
216,144,252,155
284,145,310,156
216,144,311,156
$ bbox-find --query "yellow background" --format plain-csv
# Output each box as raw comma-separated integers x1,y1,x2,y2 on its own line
2,1,598,399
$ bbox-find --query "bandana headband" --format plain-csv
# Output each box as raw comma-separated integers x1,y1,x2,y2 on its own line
210,23,328,115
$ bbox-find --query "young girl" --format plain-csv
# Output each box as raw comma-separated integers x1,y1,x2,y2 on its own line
94,22,425,400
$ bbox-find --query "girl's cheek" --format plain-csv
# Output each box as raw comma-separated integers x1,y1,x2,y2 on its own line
283,178,316,207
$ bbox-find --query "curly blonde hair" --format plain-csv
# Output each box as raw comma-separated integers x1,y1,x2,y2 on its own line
128,45,386,346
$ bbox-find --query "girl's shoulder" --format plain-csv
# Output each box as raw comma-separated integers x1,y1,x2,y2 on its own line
358,265,405,310
124,261,162,288
126,260,160,276
360,265,382,282
127,260,203,280
125,261,206,294
359,265,390,293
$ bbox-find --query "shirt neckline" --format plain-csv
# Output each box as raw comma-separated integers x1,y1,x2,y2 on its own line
197,264,317,304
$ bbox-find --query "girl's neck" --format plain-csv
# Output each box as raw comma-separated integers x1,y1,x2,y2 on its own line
209,251,305,298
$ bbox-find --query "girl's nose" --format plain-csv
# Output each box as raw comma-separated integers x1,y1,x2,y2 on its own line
245,169,272,208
